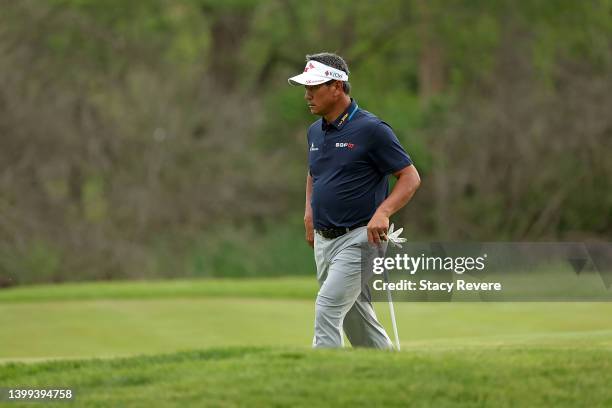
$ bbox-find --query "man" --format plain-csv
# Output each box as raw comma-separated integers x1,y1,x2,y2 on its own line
288,52,421,349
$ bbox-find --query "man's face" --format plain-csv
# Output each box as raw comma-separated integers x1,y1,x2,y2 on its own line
304,81,340,116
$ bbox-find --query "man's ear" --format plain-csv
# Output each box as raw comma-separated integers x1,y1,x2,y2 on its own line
334,81,343,96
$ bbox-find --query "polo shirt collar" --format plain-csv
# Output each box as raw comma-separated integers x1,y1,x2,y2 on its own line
322,98,358,131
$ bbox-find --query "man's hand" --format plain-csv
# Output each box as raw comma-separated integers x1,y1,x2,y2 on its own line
367,164,420,245
367,211,389,244
304,214,314,248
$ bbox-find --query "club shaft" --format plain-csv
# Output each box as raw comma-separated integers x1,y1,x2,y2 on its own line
383,269,401,351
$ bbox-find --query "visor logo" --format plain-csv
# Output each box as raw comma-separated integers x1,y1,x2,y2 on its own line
325,70,344,79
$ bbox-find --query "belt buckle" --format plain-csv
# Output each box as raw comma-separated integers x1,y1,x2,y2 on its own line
318,226,351,239
333,227,349,239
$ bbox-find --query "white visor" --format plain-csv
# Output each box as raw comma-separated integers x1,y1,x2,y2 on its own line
288,60,349,86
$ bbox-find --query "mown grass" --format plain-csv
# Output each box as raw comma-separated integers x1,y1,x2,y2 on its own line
1,346,611,407
0,277,317,303
2,279,612,362
2,297,612,361
2,279,612,406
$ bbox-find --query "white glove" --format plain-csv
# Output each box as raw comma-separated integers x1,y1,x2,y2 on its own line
386,223,407,248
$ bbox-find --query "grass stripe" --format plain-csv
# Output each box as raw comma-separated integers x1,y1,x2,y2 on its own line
0,277,318,303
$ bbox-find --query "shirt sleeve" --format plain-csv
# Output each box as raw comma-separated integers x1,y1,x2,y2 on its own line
367,121,413,175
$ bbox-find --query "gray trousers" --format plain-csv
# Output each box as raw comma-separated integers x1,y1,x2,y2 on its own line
312,226,393,349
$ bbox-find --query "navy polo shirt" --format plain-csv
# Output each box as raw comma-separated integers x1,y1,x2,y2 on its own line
307,99,413,230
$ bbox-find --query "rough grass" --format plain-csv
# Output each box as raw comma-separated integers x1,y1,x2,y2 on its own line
2,279,612,406
0,277,317,303
1,346,612,407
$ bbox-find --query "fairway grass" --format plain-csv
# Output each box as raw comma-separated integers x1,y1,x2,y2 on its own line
2,278,612,361
1,346,611,407
2,299,612,361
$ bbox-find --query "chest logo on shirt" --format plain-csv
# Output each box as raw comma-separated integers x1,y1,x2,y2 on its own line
310,143,319,151
335,142,355,149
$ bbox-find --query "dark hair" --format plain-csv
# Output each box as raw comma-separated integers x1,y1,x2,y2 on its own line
306,52,351,94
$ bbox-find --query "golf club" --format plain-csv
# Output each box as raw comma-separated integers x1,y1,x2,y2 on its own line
383,268,401,351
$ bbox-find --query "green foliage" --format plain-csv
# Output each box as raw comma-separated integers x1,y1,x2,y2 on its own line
184,222,315,278
1,0,611,284
83,176,107,223
0,242,63,285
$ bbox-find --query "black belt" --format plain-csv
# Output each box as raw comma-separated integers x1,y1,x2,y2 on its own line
315,223,368,239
